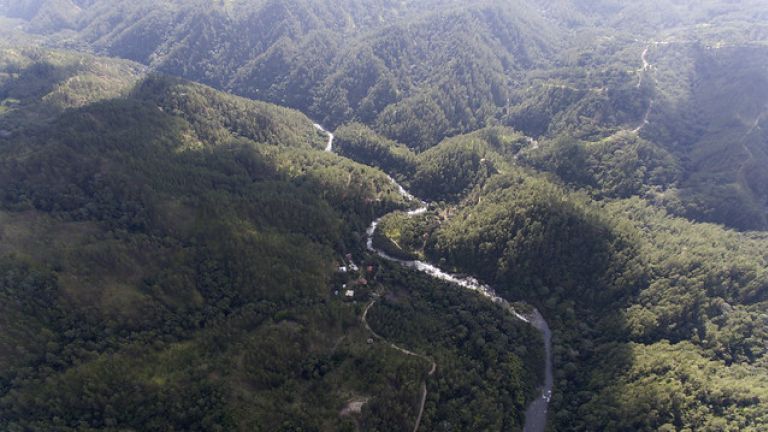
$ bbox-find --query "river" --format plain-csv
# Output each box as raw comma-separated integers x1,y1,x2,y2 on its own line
314,124,553,432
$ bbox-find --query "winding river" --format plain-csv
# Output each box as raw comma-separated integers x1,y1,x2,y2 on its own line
314,124,553,432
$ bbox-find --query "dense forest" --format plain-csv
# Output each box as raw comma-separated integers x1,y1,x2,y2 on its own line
370,141,768,430
0,48,543,431
3,0,768,230
1,0,768,431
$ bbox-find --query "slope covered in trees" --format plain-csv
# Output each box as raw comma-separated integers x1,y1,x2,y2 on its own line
372,164,768,430
2,1,768,430
344,114,768,430
0,49,543,431
5,1,768,232
638,43,768,230
4,0,560,148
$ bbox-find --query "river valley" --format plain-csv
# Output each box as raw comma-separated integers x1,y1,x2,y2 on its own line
314,124,553,432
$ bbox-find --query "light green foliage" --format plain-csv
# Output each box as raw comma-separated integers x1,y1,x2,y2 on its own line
374,211,439,261
524,132,681,198
582,341,768,431
402,176,768,430
0,47,145,135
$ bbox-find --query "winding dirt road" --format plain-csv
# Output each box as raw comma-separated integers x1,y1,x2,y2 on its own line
362,300,435,432
314,123,335,151
633,44,656,134
637,46,651,88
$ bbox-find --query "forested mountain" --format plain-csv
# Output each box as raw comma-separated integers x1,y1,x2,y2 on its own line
368,130,768,430
328,116,768,430
644,43,768,230
2,1,768,431
5,0,768,229
5,0,559,148
0,48,544,431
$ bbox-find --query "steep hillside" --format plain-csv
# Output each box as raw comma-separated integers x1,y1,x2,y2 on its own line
339,119,768,430
2,0,562,149
0,49,544,431
335,123,531,202
43,0,755,229
641,42,768,230
373,167,768,430
0,47,145,133
2,1,768,430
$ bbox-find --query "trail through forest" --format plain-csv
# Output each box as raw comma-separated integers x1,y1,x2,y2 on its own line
362,300,435,432
634,43,656,133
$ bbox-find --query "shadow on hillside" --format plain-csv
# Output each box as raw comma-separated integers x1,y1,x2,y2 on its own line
398,174,645,429
498,221,639,429
642,43,768,231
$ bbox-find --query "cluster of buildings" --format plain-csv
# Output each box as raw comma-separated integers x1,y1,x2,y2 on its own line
335,254,376,300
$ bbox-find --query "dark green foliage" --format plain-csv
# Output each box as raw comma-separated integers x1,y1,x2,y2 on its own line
410,135,500,202
524,135,596,188
393,171,768,430
506,78,648,141
429,173,645,307
5,351,235,431
641,43,768,230
132,75,328,150
367,262,543,431
334,122,417,179
524,132,681,198
4,0,767,230
0,49,544,431
3,2,768,430
0,47,144,133
336,124,530,202
587,133,680,198
0,53,409,430
3,0,562,149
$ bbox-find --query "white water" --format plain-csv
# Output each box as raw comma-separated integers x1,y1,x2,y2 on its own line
312,124,553,430
387,174,422,204
365,215,530,323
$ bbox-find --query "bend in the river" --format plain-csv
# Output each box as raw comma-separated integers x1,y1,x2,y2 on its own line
314,124,553,432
